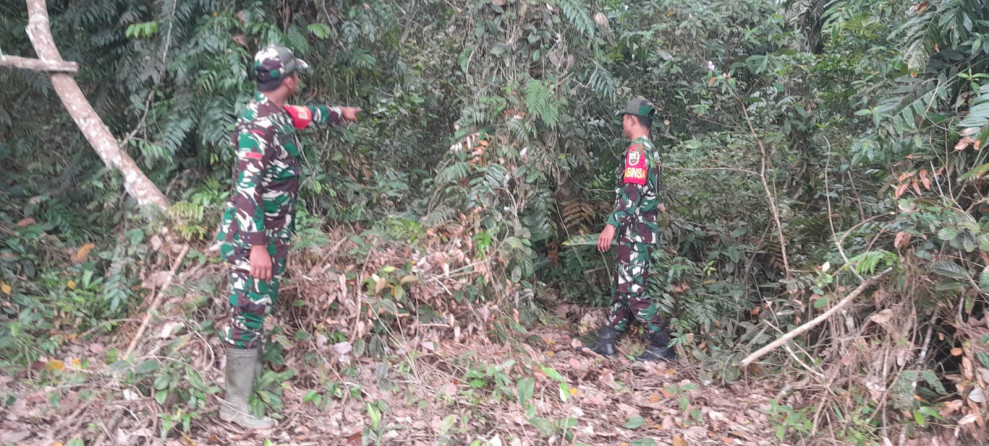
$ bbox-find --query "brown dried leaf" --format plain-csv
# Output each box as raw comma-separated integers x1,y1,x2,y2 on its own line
939,399,964,417
956,136,975,151
673,434,689,446
894,231,912,249
869,309,894,328
236,10,249,26
673,281,690,294
895,182,909,198
74,243,95,262
569,357,586,373
599,369,620,391
919,169,931,189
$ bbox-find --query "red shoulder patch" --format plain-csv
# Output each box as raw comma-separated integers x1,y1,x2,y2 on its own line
623,144,647,185
284,105,313,130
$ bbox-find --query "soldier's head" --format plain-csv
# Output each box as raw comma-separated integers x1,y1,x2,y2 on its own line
618,96,656,138
253,44,309,98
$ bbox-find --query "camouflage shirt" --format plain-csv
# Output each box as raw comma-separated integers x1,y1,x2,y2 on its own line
217,92,343,250
607,136,661,244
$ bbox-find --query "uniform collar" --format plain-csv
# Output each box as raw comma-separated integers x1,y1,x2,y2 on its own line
253,91,285,117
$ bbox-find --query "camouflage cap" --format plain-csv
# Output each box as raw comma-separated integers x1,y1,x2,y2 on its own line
254,44,310,91
616,96,656,117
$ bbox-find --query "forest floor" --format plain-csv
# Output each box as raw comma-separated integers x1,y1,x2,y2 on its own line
1,321,785,446
0,236,968,446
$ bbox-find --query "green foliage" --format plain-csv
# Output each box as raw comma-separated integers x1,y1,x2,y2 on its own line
463,359,517,403
768,400,814,441
0,217,150,367
4,0,989,441
250,368,295,420
555,0,594,39
524,78,561,129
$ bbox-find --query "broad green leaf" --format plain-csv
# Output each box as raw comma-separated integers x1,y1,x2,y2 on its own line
913,409,926,427
440,414,457,434
930,261,970,281
540,366,566,383
558,382,571,402
937,227,959,241
524,401,537,419
303,390,319,403
976,351,989,367
529,417,556,436
367,402,382,427
517,377,534,404
558,417,578,429
624,416,646,429
154,374,170,390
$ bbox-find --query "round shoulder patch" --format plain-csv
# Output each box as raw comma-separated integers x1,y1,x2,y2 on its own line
628,150,641,166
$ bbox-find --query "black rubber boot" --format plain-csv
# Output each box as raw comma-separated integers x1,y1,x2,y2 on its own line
584,325,620,357
636,329,677,363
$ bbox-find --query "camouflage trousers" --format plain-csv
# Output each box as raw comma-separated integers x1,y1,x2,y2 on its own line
605,236,665,334
220,243,288,349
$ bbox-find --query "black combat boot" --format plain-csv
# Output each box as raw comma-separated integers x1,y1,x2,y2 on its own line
636,329,677,363
584,325,620,357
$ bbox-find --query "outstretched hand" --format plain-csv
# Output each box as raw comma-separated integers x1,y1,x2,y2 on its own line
341,106,361,123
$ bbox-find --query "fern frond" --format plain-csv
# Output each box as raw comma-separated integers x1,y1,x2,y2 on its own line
557,0,595,39
436,162,470,184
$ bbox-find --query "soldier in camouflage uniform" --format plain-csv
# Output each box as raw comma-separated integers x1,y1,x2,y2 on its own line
584,97,676,363
215,44,360,428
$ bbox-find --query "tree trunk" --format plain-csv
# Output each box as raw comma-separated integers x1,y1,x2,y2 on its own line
19,0,170,213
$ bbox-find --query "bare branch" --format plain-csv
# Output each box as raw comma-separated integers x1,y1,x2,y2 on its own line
740,268,893,367
0,55,77,72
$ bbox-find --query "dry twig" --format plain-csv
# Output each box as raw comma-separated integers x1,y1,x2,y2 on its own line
125,244,191,358
741,268,893,367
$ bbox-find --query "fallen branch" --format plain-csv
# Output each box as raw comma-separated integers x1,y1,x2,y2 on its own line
740,268,893,367
124,244,190,358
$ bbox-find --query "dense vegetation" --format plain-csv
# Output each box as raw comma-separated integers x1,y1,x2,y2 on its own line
2,0,989,444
